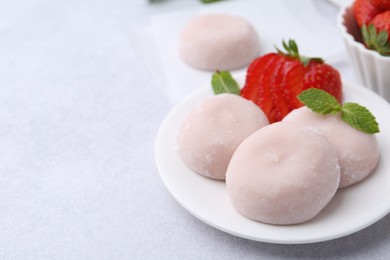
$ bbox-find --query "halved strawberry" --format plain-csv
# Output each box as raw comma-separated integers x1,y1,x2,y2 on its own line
269,57,292,122
241,54,278,118
240,40,342,123
281,58,306,112
241,54,276,103
259,56,284,119
266,57,304,122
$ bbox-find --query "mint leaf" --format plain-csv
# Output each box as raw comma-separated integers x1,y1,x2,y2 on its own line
298,88,380,134
211,71,240,95
341,103,380,134
297,88,342,115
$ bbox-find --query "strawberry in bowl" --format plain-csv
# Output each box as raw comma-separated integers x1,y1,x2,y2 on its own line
338,0,390,102
354,0,390,55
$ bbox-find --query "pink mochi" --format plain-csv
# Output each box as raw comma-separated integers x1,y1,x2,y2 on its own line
177,94,269,180
179,14,260,71
283,106,379,188
226,122,340,225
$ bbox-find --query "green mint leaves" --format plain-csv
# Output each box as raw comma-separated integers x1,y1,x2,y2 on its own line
211,70,240,95
298,88,379,134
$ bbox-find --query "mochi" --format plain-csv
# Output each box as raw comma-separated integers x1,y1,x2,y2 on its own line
179,14,260,71
177,94,269,180
226,122,340,225
283,106,379,188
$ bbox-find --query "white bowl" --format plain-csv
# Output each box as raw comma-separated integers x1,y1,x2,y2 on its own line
337,4,390,102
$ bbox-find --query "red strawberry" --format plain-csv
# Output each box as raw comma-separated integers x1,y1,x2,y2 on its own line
361,11,390,55
241,54,291,123
368,0,390,10
269,57,298,122
241,54,277,107
371,10,390,33
353,0,381,27
280,58,305,112
303,62,342,102
259,56,285,118
240,40,342,123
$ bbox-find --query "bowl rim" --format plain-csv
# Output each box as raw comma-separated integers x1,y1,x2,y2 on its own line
337,3,390,62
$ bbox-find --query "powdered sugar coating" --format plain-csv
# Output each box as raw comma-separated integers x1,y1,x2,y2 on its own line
179,14,260,71
226,122,340,225
283,106,379,188
177,94,269,180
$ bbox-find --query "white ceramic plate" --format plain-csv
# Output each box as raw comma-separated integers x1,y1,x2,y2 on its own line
155,76,390,244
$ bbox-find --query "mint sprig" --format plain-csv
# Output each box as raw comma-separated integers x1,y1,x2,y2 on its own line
211,70,240,95
298,88,379,134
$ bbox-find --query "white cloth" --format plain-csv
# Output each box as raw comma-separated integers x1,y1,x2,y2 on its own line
0,0,389,259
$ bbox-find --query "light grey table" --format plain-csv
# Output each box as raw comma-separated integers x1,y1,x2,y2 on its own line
0,0,389,259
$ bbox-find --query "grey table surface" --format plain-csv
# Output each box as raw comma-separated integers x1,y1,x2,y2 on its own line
0,0,390,259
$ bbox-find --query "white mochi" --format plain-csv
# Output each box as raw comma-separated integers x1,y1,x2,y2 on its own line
177,94,269,180
226,122,340,225
179,14,260,71
283,106,379,188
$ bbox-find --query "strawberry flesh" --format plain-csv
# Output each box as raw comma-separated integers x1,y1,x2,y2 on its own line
282,59,306,111
260,56,283,120
270,58,291,122
241,54,276,103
